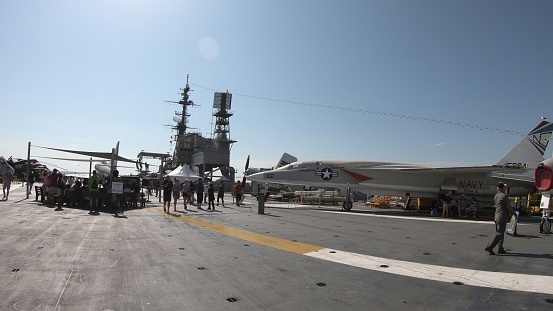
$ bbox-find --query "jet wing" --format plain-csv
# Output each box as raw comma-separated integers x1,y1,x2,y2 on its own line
390,165,531,175
398,165,535,185
340,164,531,184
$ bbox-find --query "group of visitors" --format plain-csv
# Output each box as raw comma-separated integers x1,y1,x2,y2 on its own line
41,169,66,210
162,177,244,214
37,169,143,216
434,194,479,218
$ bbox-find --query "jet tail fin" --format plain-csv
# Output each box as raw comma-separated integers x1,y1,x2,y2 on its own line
275,153,297,169
496,120,553,168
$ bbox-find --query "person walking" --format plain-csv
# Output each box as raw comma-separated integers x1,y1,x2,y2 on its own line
207,183,215,211
181,179,190,210
203,182,209,203
485,183,518,255
162,176,173,214
2,168,13,200
217,181,225,207
235,181,243,207
172,178,180,212
196,178,204,210
88,170,101,215
28,172,35,195
189,179,196,205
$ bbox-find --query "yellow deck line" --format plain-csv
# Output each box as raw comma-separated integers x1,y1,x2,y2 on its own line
151,208,323,255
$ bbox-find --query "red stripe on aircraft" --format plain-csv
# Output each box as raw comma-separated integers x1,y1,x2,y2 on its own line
342,169,373,182
531,120,549,133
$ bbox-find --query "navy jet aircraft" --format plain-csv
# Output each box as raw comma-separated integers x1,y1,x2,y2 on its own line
248,120,553,210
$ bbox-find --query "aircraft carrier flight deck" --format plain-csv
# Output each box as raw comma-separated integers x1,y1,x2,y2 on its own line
1,184,552,311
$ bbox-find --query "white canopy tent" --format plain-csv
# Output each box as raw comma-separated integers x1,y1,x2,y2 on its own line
166,165,201,181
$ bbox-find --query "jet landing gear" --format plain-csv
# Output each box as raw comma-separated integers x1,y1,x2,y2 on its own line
403,197,412,211
342,200,353,211
540,206,551,234
341,186,353,211
538,193,551,234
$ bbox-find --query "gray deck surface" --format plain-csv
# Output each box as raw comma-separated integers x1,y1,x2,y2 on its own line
1,183,552,310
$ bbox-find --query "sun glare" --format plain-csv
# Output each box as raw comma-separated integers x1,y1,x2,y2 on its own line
198,37,220,60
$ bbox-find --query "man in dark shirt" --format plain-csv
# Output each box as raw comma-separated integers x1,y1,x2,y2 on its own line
485,183,518,255
196,178,204,210
162,176,173,214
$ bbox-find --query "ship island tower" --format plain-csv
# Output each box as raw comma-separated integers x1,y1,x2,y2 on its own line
171,76,236,181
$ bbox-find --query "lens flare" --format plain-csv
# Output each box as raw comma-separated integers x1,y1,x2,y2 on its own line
198,37,220,60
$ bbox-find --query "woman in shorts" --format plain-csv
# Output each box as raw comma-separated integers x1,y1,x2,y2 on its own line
172,178,180,212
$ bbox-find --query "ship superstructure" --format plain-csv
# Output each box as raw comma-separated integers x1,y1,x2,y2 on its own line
170,76,236,180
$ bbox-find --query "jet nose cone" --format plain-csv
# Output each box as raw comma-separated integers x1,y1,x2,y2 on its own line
535,157,553,192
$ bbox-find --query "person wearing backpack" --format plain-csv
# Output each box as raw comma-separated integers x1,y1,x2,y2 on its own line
88,170,101,215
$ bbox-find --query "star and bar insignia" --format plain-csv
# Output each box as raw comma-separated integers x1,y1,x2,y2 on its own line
316,168,338,181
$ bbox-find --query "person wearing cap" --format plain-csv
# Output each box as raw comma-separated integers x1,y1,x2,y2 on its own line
485,182,518,255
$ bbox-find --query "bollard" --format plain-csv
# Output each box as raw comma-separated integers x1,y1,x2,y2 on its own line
258,194,265,214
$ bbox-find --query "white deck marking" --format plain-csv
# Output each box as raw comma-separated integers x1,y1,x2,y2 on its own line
161,208,548,295
306,248,553,294
319,210,535,226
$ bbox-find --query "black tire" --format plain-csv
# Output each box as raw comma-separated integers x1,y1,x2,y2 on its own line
342,201,353,211
541,219,552,234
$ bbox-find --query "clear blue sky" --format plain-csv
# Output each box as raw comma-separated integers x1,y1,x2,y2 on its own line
1,0,552,176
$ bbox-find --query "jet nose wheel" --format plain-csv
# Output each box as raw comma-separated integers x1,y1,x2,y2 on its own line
540,219,551,234
342,201,353,211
